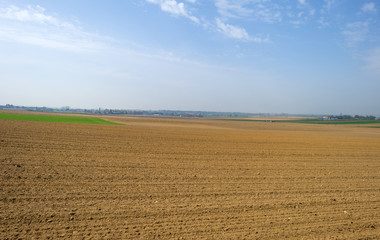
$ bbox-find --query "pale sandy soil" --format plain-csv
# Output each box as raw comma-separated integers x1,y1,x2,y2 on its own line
1,116,379,239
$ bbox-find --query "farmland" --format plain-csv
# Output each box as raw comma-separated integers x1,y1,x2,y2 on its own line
0,112,121,125
220,118,380,125
1,114,380,239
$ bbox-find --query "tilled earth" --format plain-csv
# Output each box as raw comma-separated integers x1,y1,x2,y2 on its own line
1,116,380,239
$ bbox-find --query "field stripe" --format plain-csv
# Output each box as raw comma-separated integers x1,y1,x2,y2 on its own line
0,112,121,125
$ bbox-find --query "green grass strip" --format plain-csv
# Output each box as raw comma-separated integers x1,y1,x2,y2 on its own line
0,112,122,125
298,120,380,125
217,118,380,125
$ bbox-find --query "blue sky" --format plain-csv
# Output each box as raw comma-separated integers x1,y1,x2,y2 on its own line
0,0,379,115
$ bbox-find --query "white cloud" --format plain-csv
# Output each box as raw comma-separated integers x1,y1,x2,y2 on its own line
291,3,315,26
317,16,329,28
0,5,77,30
298,0,306,5
216,18,249,40
146,0,199,23
361,2,377,13
215,18,268,43
321,0,338,14
215,0,252,19
325,0,337,10
215,0,282,24
342,22,369,46
254,4,282,23
0,5,108,52
0,5,54,23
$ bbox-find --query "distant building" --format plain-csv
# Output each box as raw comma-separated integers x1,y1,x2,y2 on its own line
321,116,330,121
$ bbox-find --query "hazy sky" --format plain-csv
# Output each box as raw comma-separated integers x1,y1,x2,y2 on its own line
0,0,379,115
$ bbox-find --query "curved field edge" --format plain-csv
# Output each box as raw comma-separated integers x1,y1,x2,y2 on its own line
0,112,122,125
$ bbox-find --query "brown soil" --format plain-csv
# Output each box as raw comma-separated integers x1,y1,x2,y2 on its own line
1,117,379,239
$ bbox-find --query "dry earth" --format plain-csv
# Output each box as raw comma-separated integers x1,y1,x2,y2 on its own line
1,115,380,239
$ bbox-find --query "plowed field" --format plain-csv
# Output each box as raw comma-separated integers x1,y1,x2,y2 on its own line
1,116,380,239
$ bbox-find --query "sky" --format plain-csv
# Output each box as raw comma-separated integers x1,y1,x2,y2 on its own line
0,0,379,115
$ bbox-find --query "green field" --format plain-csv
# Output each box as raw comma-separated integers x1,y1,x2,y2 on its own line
281,119,380,124
0,112,121,125
220,118,380,125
